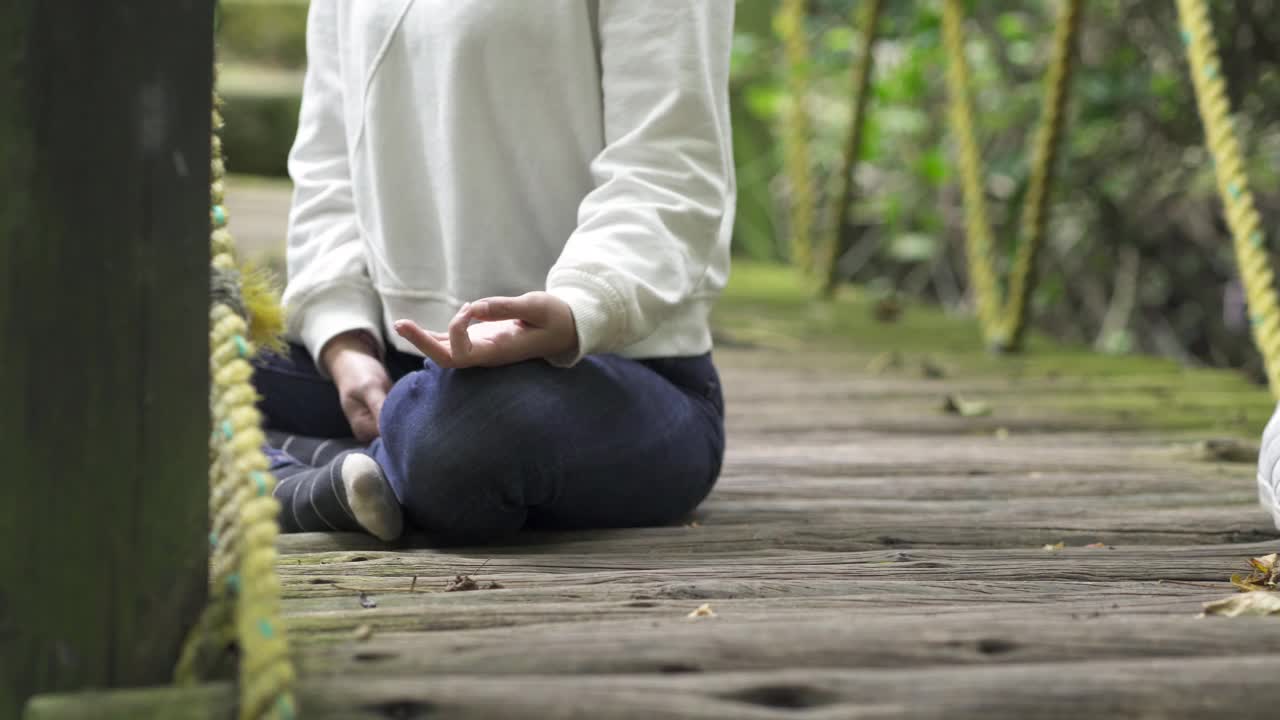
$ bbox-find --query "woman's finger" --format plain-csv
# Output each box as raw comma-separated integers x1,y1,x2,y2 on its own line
448,304,474,362
469,294,548,326
394,319,456,368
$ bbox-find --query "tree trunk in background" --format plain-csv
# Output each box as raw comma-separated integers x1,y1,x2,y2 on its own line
0,3,213,718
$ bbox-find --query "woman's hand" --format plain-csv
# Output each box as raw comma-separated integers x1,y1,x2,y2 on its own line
321,331,391,442
394,292,578,369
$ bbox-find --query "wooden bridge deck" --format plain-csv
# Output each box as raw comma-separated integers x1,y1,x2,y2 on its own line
32,187,1280,719
256,339,1280,719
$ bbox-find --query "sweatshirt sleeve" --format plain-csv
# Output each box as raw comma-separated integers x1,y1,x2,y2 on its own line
545,1,736,366
280,0,384,370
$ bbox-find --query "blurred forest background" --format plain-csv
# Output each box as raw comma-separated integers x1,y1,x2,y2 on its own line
217,0,1280,381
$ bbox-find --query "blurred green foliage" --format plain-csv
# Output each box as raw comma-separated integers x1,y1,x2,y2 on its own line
734,0,1280,376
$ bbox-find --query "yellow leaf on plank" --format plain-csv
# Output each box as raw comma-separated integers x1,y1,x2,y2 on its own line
1201,591,1280,618
687,603,717,619
1231,553,1280,591
942,395,991,417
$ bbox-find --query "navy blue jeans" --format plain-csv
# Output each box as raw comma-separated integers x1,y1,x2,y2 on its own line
253,343,725,542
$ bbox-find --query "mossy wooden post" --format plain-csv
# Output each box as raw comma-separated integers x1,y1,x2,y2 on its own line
0,2,214,718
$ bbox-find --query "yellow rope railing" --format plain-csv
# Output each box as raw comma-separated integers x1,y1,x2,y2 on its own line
778,0,816,271
175,87,295,720
819,0,884,298
942,0,1082,351
1176,0,1280,399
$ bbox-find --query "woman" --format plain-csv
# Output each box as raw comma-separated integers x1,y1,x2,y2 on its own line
253,0,735,544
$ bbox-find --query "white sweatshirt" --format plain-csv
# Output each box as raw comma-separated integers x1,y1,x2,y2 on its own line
281,0,736,368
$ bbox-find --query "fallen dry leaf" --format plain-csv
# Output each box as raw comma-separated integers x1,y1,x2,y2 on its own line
1042,542,1065,552
1230,553,1279,591
1201,591,1280,617
687,603,717,619
1192,438,1259,464
1250,553,1278,575
352,624,373,641
942,395,991,417
445,575,480,592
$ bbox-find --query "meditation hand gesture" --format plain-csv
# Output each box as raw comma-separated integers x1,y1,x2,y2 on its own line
394,292,578,369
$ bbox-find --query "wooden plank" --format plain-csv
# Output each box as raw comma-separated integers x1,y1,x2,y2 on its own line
720,439,1203,472
690,505,1270,534
275,540,1261,581
275,533,1279,566
270,542,1272,599
272,509,1277,556
701,492,1260,516
281,592,1227,638
279,572,1226,605
27,656,1280,719
725,413,1134,436
717,374,1263,403
281,581,1226,629
288,657,1280,718
710,471,1250,501
0,2,213,718
294,615,1280,677
23,685,232,720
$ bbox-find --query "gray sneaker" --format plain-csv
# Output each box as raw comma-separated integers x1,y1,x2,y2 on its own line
1257,402,1280,530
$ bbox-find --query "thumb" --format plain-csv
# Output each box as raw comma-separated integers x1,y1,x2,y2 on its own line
349,410,379,443
366,385,388,433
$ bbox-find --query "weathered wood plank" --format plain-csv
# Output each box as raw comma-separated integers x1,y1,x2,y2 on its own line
720,440,1214,473
295,615,1280,677
701,493,1260,517
291,657,1280,718
280,573,1226,606
28,656,1280,719
275,538,1280,571
710,472,1251,501
282,591,1227,638
274,510,1277,556
23,685,232,720
718,374,1264,403
283,583,1227,631
691,505,1269,535
263,543,1278,639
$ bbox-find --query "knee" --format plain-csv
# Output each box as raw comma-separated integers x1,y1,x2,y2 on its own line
378,367,542,541
381,364,546,466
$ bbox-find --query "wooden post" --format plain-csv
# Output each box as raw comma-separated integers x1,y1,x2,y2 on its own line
0,3,214,718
